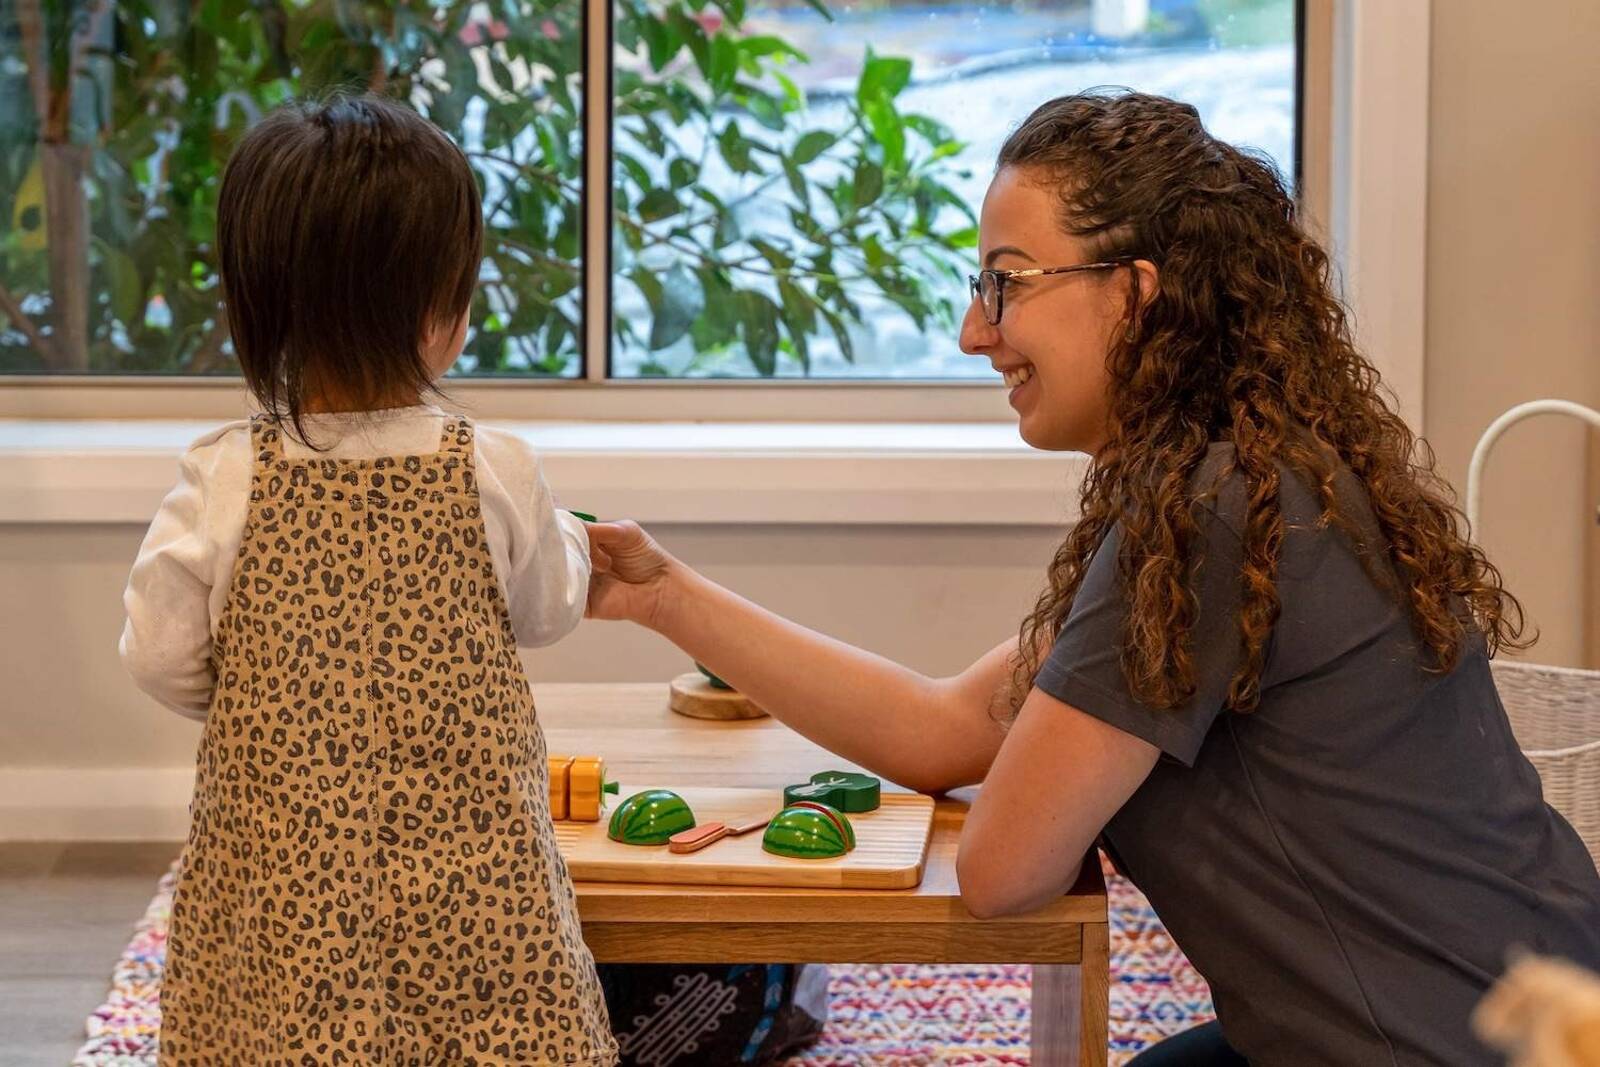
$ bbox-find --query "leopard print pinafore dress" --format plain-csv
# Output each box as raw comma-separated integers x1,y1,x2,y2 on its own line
159,414,619,1066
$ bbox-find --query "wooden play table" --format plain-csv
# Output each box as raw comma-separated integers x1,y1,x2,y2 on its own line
540,683,1110,1066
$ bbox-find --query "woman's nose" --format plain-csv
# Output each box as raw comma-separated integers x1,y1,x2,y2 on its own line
958,295,999,356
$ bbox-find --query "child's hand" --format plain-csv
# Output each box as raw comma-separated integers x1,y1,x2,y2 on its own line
584,519,680,630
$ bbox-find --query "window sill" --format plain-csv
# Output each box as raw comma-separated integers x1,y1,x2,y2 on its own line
0,419,1088,526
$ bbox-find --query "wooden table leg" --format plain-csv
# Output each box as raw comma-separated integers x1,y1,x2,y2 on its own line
1079,921,1111,1066
1031,922,1110,1067
1031,963,1082,1066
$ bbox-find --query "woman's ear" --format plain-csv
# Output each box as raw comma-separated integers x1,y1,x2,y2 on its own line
1131,259,1160,310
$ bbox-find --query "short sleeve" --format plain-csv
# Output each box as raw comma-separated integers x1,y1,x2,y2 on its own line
1033,509,1247,766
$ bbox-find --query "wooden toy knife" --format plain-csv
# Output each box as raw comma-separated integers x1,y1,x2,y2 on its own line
667,814,772,854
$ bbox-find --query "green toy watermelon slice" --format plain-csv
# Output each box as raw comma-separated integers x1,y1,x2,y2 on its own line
607,789,696,846
761,802,855,859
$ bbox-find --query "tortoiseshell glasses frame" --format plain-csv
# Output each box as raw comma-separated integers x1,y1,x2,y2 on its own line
968,259,1135,325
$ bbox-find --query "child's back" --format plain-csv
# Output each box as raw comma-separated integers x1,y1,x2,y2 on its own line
118,95,619,1066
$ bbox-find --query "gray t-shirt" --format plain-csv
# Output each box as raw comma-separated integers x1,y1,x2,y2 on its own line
1034,444,1600,1067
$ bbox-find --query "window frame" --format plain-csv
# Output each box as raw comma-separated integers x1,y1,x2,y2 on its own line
1,0,1429,429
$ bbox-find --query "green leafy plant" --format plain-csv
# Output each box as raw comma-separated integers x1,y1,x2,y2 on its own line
0,0,974,378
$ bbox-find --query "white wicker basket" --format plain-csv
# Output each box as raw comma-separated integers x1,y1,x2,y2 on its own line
1469,400,1600,867
1489,660,1600,865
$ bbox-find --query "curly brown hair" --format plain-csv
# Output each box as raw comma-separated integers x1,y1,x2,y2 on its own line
1004,90,1528,717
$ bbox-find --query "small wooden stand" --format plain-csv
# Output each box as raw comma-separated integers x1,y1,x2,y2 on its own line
668,672,768,721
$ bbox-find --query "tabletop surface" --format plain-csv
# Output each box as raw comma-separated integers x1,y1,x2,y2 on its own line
537,682,1106,926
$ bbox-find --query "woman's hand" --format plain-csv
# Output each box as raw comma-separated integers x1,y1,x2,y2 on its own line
584,519,680,630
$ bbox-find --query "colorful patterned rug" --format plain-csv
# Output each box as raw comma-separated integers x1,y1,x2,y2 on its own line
74,861,1212,1066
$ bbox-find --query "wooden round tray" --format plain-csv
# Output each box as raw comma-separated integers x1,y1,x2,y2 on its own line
668,672,768,720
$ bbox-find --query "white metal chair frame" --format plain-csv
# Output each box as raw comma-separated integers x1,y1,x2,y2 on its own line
1466,399,1600,537
1462,398,1600,866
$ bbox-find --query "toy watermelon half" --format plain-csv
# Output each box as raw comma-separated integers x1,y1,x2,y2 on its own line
608,789,696,845
762,801,856,859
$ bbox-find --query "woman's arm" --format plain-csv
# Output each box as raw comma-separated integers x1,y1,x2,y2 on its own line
586,520,1012,794
957,686,1158,918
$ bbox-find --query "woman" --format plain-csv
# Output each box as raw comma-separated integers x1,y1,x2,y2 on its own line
584,92,1600,1067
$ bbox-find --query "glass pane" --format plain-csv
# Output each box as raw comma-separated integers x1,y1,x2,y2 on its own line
610,0,1298,379
0,0,583,378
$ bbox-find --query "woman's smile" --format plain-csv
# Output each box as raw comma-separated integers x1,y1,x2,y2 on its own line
1001,362,1038,408
1001,363,1034,389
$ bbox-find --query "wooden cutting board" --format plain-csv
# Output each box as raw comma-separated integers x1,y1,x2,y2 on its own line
553,784,935,890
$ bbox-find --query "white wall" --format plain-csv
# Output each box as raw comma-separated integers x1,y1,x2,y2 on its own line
1,520,1065,770
1423,0,1600,669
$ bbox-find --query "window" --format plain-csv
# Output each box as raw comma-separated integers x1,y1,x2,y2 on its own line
2,0,586,379
1,0,1300,383
609,0,1301,380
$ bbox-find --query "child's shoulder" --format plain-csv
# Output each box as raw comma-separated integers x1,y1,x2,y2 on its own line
466,420,535,451
188,417,254,449
466,421,552,478
175,418,255,485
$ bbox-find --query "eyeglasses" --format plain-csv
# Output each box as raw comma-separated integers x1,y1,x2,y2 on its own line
967,260,1133,326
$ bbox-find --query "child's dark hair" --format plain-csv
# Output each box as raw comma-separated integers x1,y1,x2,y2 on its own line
217,93,483,445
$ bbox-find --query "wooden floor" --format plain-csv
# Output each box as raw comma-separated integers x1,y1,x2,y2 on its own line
1,841,181,1066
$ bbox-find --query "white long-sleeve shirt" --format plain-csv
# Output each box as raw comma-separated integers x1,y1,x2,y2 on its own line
119,404,591,721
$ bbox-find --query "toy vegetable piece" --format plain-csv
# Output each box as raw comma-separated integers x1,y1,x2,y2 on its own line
568,757,618,821
548,755,619,821
762,801,856,859
608,789,697,846
548,756,573,820
695,662,734,690
782,770,881,813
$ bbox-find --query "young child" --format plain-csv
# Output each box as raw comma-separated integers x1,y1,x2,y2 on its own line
119,94,620,1066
